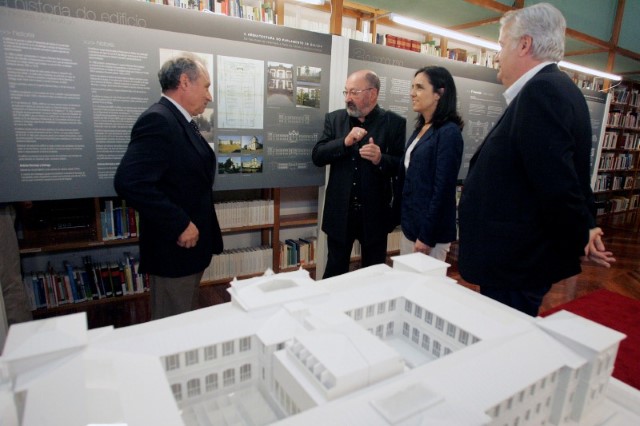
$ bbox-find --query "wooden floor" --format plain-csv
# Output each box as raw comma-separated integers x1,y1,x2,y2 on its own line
446,225,640,313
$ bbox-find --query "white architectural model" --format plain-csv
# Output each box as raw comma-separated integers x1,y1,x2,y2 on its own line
1,254,639,426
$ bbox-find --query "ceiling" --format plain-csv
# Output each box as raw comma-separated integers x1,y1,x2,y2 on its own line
344,0,640,82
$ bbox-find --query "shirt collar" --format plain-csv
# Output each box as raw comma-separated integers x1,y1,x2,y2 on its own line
503,61,554,105
162,94,192,122
351,104,381,126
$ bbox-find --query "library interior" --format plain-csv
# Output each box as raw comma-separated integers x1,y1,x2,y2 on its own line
1,1,640,426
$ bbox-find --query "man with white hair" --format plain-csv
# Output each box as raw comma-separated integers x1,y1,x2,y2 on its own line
458,3,615,316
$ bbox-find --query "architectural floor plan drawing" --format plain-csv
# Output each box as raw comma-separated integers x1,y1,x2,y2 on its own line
2,253,640,426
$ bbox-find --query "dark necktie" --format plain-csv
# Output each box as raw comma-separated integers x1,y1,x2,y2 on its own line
190,119,203,139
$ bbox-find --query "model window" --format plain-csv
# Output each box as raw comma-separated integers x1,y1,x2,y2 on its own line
240,337,251,352
165,354,180,371
376,324,384,338
424,311,433,324
432,340,441,357
414,305,423,319
204,345,217,361
240,364,252,382
187,378,200,397
205,373,218,392
458,330,469,345
389,299,396,311
223,340,234,356
405,300,413,313
366,304,375,317
421,334,430,350
354,308,363,320
171,383,182,401
377,302,386,314
443,347,452,356
223,369,235,387
185,349,198,366
446,323,456,338
435,317,444,331
386,321,394,335
412,328,420,344
345,310,352,317
402,322,410,337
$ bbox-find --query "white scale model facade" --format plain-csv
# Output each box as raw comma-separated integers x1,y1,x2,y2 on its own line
1,253,638,426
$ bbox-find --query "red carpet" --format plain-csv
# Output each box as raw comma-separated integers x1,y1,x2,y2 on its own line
540,289,640,390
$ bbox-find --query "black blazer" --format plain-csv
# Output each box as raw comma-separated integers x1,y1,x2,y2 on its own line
400,121,463,247
458,64,595,290
114,97,223,277
312,105,406,244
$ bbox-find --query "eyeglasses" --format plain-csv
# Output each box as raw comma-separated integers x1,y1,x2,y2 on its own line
342,88,374,97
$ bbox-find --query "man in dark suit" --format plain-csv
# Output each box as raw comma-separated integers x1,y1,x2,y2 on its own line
114,55,223,320
312,70,405,278
458,3,615,316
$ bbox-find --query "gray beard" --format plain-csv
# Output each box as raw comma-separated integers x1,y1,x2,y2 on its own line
346,105,362,118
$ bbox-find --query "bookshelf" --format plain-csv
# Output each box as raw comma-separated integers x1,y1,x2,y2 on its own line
150,0,498,69
18,187,319,327
595,81,640,231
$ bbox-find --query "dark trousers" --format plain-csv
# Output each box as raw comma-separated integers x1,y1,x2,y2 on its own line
480,284,552,317
149,271,204,320
323,207,388,279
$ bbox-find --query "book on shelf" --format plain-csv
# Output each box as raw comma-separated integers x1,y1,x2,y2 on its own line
23,253,150,310
99,262,114,297
110,261,125,297
602,131,618,149
82,255,100,300
212,0,275,23
279,237,317,269
64,261,86,303
204,245,273,281
215,199,274,229
383,34,421,53
102,200,115,240
100,199,139,241
613,86,630,104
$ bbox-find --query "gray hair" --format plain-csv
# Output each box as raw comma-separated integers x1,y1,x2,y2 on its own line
158,55,204,92
501,2,565,62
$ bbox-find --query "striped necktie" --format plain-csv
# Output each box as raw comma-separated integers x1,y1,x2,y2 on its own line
189,119,203,138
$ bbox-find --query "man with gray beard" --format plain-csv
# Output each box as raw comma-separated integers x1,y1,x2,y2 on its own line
312,70,405,278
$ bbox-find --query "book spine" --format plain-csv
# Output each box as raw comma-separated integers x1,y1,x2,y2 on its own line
110,262,124,296
100,263,114,297
63,261,80,302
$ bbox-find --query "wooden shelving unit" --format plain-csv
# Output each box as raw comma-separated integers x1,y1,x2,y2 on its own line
595,82,640,231
20,187,319,327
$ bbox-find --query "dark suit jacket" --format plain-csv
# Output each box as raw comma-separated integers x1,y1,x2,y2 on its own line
400,121,463,247
114,97,223,278
312,105,406,244
458,64,596,290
